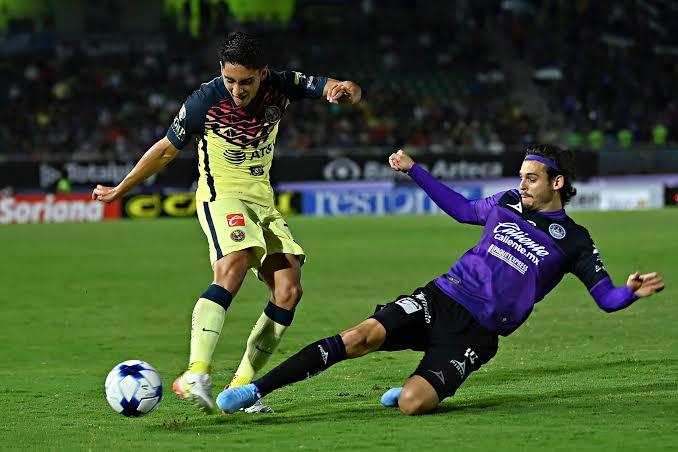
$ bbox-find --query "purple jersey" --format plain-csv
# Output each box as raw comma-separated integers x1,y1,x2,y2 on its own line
408,164,634,336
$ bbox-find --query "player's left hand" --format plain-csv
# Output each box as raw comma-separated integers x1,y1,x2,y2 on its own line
327,81,360,105
626,272,665,298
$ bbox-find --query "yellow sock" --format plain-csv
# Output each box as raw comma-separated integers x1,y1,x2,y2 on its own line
188,298,226,374
229,304,292,387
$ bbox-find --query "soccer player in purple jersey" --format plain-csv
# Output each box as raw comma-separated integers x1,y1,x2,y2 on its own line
216,144,665,416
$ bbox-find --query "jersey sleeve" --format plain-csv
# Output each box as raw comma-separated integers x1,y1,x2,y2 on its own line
472,190,509,225
589,277,638,312
277,70,327,101
570,233,610,290
408,164,503,225
166,92,206,150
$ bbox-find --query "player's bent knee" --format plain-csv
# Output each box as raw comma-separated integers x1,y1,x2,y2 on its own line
398,388,437,416
398,377,439,415
273,283,303,309
341,320,385,358
364,320,386,349
398,399,430,416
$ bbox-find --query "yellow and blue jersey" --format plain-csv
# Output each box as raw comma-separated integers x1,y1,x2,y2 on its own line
166,70,326,205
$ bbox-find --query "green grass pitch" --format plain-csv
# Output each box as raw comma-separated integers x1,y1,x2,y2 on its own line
1,210,676,450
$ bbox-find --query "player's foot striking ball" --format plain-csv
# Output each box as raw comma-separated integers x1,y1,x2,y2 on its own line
173,371,215,414
91,31,362,414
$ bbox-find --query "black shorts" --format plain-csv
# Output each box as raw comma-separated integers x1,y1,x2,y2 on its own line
371,281,498,400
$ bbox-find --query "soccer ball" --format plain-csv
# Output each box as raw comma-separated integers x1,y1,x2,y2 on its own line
104,360,163,417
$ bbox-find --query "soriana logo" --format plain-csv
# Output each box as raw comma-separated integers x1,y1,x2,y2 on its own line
0,194,121,224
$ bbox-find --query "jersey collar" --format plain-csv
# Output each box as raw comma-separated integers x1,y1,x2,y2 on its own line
537,208,567,220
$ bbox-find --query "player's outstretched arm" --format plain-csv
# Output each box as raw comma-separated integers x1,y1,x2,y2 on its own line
323,78,362,105
626,272,665,298
589,272,665,313
388,149,481,224
92,137,179,203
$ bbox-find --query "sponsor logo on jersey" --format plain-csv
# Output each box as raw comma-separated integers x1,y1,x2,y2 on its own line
171,104,187,141
249,165,264,176
226,213,245,227
222,143,274,166
318,344,329,364
592,245,605,271
449,348,478,380
450,359,466,378
464,348,478,364
293,71,314,88
248,143,274,161
427,369,445,384
395,297,422,314
414,292,431,323
548,223,567,239
223,149,247,165
507,201,522,213
493,222,549,266
489,244,528,274
230,229,246,242
446,275,461,284
493,222,549,256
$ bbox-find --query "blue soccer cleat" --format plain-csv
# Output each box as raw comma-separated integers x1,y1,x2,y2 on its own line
380,387,403,407
217,383,261,414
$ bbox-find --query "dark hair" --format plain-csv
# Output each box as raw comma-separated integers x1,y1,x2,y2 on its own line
218,32,266,69
525,144,577,205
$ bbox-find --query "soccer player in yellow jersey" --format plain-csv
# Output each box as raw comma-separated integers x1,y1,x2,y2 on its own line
92,32,362,413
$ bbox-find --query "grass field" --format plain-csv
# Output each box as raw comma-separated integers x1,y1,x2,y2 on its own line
1,210,677,451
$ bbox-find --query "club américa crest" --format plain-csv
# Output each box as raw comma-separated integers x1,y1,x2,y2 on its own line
265,106,282,124
230,229,246,242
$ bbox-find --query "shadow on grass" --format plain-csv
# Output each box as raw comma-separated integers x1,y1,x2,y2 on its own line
479,357,678,384
151,357,677,431
437,381,674,414
153,404,386,432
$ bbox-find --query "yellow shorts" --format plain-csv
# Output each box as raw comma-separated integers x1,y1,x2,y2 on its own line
196,198,305,271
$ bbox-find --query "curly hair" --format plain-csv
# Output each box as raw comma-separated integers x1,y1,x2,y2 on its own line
217,32,267,69
525,144,577,205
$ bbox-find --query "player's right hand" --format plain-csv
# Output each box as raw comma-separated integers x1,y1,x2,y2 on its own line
92,184,120,203
388,149,415,173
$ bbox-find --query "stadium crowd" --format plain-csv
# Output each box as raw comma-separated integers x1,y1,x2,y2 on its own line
505,0,678,150
1,0,675,161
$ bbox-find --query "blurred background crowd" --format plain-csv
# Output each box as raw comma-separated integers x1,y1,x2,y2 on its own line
1,0,677,162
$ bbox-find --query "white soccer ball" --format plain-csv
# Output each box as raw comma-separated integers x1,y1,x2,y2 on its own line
104,360,163,417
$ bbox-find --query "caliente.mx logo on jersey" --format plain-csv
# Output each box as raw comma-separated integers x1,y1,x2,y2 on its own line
492,222,549,266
